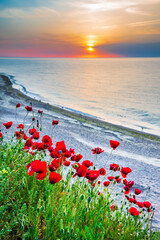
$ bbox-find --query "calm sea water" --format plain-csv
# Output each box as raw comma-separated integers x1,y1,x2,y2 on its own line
0,57,160,136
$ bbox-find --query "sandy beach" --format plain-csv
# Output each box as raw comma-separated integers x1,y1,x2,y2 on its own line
0,74,160,228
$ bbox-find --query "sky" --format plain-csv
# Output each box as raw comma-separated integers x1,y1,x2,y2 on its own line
0,0,160,57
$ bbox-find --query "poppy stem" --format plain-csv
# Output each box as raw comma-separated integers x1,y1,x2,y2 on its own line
103,148,113,169
23,112,29,127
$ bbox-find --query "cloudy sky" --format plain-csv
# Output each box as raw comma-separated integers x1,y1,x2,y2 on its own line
0,0,160,57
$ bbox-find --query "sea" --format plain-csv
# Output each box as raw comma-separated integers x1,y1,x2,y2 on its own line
0,57,160,136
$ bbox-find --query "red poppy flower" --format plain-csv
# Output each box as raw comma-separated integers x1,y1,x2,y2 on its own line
99,168,106,175
32,117,35,121
38,110,43,114
56,141,66,153
52,120,59,125
110,140,120,150
69,148,75,155
107,176,115,181
124,186,130,194
42,135,53,147
25,106,32,111
98,180,101,184
37,143,45,151
50,148,60,158
17,124,24,129
48,146,54,152
110,205,118,211
91,147,104,154
129,207,140,216
82,160,93,167
23,146,30,152
27,160,47,180
29,128,37,135
110,163,119,172
64,150,71,158
143,201,151,208
137,202,144,208
3,121,13,129
49,172,61,184
25,138,33,148
16,103,21,108
103,181,110,187
0,132,3,138
147,208,152,213
135,188,141,195
71,154,83,162
33,131,40,140
125,180,134,188
49,158,62,171
63,160,71,166
73,164,88,178
85,170,100,181
116,178,121,183
121,167,132,178
15,131,25,140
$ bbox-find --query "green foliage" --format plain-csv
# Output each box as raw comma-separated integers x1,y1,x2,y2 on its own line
0,139,158,240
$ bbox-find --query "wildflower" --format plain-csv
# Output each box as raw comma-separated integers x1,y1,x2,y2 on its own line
121,167,132,178
15,131,24,140
129,207,140,216
25,138,33,148
69,148,75,155
42,135,53,147
0,132,3,138
37,143,45,151
137,202,144,208
25,106,32,111
124,186,130,194
26,160,47,180
32,131,40,140
38,110,43,114
71,153,83,162
91,147,104,154
0,169,8,174
143,201,151,209
110,140,120,150
110,205,118,211
82,160,93,167
110,163,120,172
115,178,121,183
85,170,100,181
73,164,88,178
98,181,101,184
135,188,141,195
56,141,66,153
52,120,59,125
63,160,71,166
49,172,61,184
103,181,110,187
29,128,37,135
3,121,13,129
64,150,71,158
32,117,35,121
17,124,24,129
107,176,115,181
16,103,21,108
99,168,106,175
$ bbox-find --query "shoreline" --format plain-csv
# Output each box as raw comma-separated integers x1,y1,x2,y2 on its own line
1,74,160,142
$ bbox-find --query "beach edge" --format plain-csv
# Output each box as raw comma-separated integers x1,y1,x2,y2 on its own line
1,74,160,142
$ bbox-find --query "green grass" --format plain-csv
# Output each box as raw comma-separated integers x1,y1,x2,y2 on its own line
0,137,158,240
